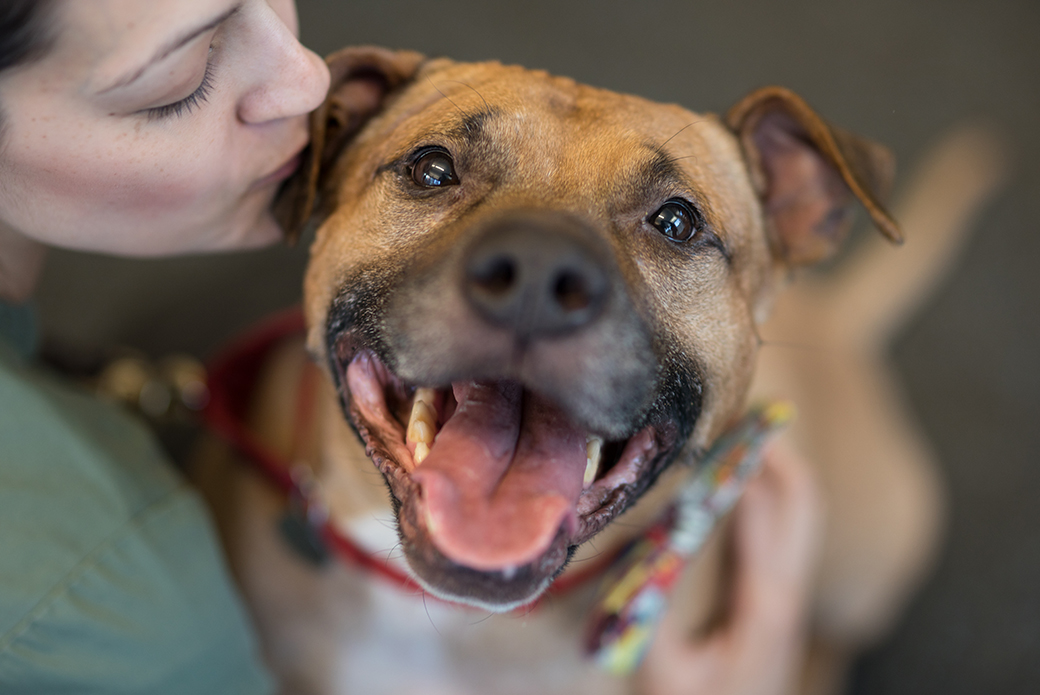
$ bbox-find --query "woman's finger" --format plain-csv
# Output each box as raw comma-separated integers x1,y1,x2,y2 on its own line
732,436,824,626
638,438,824,695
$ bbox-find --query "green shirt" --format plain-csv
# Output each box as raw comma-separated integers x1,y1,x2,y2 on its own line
0,301,273,694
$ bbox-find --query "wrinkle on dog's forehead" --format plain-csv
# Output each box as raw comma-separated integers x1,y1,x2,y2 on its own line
372,64,722,186
346,62,754,225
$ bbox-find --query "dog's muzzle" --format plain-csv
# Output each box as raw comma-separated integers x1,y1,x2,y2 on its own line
324,209,701,610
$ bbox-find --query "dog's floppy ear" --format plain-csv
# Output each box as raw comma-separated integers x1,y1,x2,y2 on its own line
275,46,426,241
726,86,902,265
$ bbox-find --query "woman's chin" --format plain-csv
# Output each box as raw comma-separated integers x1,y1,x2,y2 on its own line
238,212,286,250
210,210,286,254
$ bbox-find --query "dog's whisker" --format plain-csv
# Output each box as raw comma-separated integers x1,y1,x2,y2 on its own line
421,591,444,636
660,119,705,150
425,75,467,120
520,597,541,618
445,80,491,115
467,611,497,627
374,514,398,531
569,549,608,563
665,154,701,166
384,542,404,565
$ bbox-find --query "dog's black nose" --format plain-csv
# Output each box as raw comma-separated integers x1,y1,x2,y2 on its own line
463,212,611,338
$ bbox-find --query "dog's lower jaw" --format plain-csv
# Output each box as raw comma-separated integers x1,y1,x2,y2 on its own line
338,346,689,611
348,400,567,610
397,510,572,611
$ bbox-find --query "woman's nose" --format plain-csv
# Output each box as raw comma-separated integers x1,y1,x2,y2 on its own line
236,6,330,125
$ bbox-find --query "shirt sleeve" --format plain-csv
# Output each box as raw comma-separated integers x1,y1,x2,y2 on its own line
0,339,275,695
0,489,275,695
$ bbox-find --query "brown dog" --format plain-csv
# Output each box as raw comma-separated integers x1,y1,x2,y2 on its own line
198,47,1002,694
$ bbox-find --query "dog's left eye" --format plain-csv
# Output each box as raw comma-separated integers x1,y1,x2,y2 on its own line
411,149,459,188
648,200,703,242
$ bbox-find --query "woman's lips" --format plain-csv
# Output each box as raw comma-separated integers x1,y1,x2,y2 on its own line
254,149,303,189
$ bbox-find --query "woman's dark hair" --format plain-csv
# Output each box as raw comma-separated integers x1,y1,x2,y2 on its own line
0,0,55,74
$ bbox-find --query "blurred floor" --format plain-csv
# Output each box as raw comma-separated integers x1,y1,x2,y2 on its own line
35,0,1040,692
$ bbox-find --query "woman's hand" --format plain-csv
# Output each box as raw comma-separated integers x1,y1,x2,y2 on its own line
637,438,824,695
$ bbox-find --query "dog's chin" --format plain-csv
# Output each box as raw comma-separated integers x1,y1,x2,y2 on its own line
331,338,686,611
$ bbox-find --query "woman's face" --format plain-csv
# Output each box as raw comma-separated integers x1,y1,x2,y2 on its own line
0,0,330,256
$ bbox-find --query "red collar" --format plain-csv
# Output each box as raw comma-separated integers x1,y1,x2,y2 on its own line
203,308,617,607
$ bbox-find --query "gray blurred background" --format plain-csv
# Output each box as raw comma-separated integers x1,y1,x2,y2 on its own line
35,0,1039,692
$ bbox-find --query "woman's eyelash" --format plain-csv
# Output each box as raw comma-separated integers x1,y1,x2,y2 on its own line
145,61,216,121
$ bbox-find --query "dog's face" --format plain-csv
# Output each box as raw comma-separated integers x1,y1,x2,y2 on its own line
282,48,898,611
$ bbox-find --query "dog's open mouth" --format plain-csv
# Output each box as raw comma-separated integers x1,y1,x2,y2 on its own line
333,339,682,609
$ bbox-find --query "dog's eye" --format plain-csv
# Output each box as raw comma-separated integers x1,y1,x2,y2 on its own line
411,149,459,188
648,200,703,242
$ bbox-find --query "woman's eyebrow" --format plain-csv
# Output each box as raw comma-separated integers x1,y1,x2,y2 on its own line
99,3,241,94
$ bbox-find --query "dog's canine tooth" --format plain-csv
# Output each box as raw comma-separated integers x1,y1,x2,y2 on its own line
584,436,603,488
413,386,438,406
406,401,436,444
407,388,438,465
410,419,434,444
406,390,437,443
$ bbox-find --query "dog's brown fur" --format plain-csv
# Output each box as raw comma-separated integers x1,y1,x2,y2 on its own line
195,47,1004,694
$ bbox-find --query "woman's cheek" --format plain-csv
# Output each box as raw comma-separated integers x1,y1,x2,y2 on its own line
9,124,183,210
101,137,240,213
3,129,244,254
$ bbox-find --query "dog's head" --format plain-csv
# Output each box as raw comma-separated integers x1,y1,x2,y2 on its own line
279,47,899,611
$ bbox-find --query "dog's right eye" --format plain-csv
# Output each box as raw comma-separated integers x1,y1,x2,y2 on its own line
648,199,703,243
411,149,459,188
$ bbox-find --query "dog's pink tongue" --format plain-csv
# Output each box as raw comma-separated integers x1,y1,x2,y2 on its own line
412,381,587,572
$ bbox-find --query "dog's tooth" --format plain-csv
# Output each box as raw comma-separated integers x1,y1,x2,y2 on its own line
406,391,437,446
413,387,437,407
407,388,438,467
410,419,434,444
584,436,603,488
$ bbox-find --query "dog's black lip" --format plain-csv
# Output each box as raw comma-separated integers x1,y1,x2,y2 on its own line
329,330,687,551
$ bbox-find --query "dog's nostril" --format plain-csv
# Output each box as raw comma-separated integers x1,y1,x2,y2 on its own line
471,257,516,296
462,214,613,336
553,270,591,312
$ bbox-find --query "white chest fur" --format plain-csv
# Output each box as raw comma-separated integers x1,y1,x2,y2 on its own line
229,467,633,695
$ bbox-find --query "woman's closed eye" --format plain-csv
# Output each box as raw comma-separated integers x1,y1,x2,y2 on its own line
142,53,217,121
